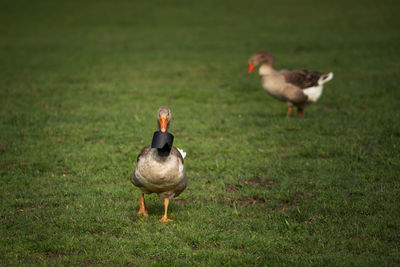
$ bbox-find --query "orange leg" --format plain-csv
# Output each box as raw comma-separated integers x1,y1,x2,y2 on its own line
287,106,293,117
138,193,148,216
159,198,173,222
297,108,305,118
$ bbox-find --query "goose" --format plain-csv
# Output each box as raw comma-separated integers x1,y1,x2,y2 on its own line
248,51,333,117
130,106,187,222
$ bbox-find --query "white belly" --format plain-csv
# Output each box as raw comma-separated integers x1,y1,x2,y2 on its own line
135,154,185,193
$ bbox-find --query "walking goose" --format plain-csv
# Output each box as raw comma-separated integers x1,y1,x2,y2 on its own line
130,106,187,222
248,51,333,117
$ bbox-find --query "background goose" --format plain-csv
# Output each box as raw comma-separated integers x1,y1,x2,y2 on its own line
248,51,333,117
130,106,187,222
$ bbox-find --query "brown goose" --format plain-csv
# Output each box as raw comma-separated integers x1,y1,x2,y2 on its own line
248,51,333,117
130,106,187,222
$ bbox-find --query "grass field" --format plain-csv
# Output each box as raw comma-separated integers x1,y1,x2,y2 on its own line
1,0,400,265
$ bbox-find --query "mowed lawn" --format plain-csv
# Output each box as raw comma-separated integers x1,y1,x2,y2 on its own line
1,0,399,265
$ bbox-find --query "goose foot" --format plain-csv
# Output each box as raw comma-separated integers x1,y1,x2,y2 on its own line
159,198,172,222
159,216,173,222
297,108,305,118
287,106,293,117
138,194,148,216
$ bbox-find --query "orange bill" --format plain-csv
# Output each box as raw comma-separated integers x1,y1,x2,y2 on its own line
248,63,255,74
160,117,168,133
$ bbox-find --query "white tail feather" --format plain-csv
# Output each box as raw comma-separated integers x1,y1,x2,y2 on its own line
303,86,323,103
176,148,186,159
318,72,333,85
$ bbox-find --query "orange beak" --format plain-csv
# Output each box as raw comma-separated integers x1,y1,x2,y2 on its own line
248,63,255,74
160,116,168,133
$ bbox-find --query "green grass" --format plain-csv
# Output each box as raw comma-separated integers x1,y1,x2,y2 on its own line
1,0,400,265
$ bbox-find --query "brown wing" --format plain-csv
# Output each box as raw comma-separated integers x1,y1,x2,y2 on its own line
173,174,187,198
170,147,184,164
130,146,151,187
170,147,186,197
136,146,151,162
281,69,323,89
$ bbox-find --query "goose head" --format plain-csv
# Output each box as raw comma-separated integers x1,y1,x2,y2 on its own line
157,106,172,133
248,51,275,74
